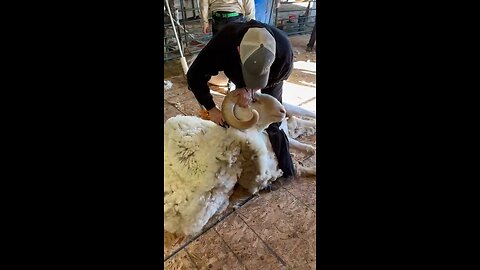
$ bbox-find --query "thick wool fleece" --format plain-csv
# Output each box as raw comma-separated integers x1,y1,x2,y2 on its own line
164,115,282,236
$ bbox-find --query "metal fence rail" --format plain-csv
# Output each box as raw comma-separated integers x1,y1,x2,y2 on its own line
164,0,316,62
274,0,316,35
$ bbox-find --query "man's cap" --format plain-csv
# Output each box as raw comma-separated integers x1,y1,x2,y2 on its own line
239,28,276,89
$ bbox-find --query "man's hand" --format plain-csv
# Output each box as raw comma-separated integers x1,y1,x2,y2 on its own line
203,22,209,34
233,88,253,108
208,107,225,126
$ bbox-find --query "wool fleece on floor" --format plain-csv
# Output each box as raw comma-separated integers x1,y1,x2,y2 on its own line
164,115,282,236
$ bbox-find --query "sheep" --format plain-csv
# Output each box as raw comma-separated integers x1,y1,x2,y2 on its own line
164,91,316,236
221,91,317,176
164,115,283,236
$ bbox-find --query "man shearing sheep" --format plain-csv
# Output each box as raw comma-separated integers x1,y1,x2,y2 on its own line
187,20,295,177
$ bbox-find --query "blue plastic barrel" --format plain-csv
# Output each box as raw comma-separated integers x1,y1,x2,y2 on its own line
255,0,273,24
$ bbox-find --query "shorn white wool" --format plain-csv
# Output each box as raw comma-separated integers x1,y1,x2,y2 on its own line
164,115,282,236
164,80,173,90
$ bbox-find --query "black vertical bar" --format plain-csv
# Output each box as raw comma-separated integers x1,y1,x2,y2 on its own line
268,0,275,25
179,0,188,56
275,1,278,28
191,0,196,18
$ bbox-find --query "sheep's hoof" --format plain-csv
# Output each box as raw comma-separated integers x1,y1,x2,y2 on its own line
263,183,275,192
305,127,316,136
305,145,316,155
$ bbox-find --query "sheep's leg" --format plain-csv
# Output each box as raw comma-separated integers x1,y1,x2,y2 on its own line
295,164,317,177
293,117,316,129
283,102,316,119
287,116,316,139
288,137,316,155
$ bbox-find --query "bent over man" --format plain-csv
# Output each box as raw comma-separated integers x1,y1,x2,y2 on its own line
187,20,295,177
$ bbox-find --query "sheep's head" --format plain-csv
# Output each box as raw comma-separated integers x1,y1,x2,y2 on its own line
222,91,286,131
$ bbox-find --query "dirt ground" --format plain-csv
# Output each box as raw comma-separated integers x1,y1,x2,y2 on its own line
163,33,317,269
287,34,317,84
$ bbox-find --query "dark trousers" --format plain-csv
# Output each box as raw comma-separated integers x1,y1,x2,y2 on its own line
261,81,295,177
212,15,246,36
307,20,316,48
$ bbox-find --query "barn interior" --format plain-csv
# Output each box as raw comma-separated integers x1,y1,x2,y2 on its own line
164,0,317,268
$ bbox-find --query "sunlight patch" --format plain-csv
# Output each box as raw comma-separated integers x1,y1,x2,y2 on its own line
293,60,316,72
299,80,316,87
282,81,316,108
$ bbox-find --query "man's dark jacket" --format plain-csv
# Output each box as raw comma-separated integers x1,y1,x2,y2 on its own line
187,20,294,111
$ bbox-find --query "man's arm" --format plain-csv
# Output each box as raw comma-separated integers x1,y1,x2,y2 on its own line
186,36,226,111
243,0,255,21
187,56,217,111
200,0,210,32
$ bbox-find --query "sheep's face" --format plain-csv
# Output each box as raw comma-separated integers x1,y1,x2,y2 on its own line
250,93,286,126
222,91,286,131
